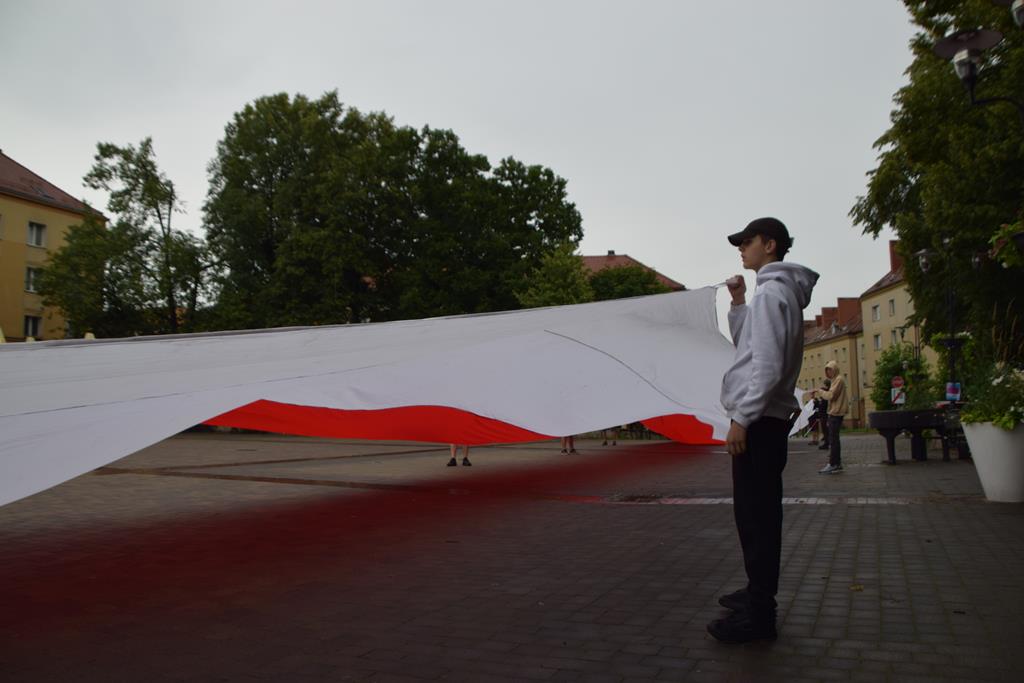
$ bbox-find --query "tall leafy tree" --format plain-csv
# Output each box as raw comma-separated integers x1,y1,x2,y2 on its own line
384,127,494,319
850,1,1024,365
38,214,149,337
204,92,356,328
40,139,210,337
204,91,583,327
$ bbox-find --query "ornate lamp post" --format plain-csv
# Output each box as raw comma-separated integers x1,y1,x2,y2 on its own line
933,13,1024,126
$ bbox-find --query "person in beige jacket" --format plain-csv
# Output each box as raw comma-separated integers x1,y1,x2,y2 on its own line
812,360,847,473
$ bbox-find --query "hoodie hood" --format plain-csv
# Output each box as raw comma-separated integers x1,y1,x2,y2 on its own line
755,262,818,309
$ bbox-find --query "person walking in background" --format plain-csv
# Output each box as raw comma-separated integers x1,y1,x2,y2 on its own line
560,436,576,454
812,361,847,474
712,217,818,644
815,378,831,449
447,444,471,467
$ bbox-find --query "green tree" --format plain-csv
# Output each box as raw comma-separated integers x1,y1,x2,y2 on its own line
850,1,1024,367
589,264,671,301
385,127,499,319
38,214,148,337
204,91,583,327
204,92,358,328
40,139,210,337
869,342,940,411
388,150,584,319
515,242,594,308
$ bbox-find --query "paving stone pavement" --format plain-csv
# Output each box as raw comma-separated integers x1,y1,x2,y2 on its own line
1,431,1022,682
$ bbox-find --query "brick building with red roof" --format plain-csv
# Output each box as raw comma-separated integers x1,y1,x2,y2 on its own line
580,250,686,291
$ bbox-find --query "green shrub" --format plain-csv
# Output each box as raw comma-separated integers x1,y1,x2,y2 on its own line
870,342,940,411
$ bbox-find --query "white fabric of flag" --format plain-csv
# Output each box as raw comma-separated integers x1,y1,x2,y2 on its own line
0,288,736,507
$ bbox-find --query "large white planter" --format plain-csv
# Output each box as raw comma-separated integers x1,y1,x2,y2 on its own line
962,422,1024,503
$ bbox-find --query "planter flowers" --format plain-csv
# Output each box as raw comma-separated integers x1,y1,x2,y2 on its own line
961,364,1024,502
988,220,1024,270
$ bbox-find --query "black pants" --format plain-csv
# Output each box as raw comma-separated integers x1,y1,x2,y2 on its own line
828,415,843,466
732,417,789,614
818,409,830,445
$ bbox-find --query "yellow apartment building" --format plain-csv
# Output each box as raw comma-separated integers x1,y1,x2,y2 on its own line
0,150,98,342
858,241,939,414
798,297,863,426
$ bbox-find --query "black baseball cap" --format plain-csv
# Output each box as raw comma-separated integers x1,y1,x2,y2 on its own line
727,217,793,249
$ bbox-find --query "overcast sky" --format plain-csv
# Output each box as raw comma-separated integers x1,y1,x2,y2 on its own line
1,1,917,327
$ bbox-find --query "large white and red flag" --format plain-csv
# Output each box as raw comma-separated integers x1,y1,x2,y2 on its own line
0,288,735,507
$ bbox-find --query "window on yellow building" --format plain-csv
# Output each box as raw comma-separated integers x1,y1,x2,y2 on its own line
28,222,46,246
24,315,42,339
871,304,880,321
28,222,46,247
888,299,895,316
873,334,881,350
25,267,42,293
891,329,898,345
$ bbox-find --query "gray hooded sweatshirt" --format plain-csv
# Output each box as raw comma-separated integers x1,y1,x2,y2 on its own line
720,261,819,429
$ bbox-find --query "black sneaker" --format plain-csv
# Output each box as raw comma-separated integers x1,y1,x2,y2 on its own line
447,457,457,467
718,587,749,611
462,457,472,466
707,610,777,644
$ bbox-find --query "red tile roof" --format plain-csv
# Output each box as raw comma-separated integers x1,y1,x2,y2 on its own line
860,266,905,298
581,252,685,291
0,150,96,216
861,241,905,298
805,311,863,345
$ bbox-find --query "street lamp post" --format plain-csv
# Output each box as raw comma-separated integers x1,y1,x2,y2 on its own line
915,241,964,402
915,242,975,460
932,6,1024,127
927,1,1024,336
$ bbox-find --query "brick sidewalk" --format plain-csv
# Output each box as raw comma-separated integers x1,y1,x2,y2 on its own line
1,432,1021,682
